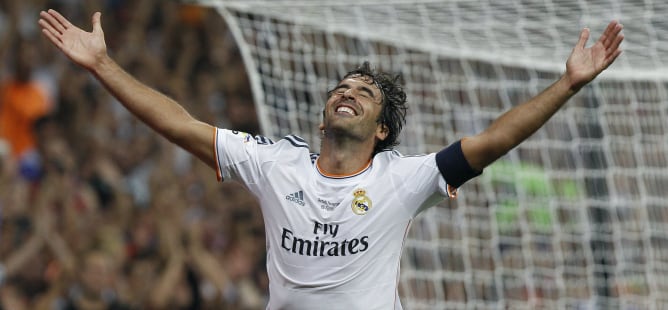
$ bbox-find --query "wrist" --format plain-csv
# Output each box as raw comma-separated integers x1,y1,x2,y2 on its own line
559,74,582,95
90,54,115,76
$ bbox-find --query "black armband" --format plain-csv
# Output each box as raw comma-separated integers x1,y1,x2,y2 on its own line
435,140,482,188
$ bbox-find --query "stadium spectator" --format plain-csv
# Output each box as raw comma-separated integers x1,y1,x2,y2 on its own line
1,2,266,309
0,38,52,179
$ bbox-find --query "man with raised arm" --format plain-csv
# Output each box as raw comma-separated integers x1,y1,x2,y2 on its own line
39,9,623,309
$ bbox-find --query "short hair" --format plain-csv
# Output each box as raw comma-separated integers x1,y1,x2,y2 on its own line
334,62,408,154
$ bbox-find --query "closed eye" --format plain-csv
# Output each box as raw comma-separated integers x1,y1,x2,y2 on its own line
328,84,376,100
333,85,348,95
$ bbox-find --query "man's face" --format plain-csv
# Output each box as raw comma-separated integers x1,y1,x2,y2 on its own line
81,253,114,297
321,75,388,143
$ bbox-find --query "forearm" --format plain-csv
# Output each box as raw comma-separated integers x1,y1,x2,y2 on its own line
149,254,185,308
44,233,76,276
464,74,577,170
4,235,44,277
490,75,576,146
91,56,192,139
189,245,229,292
89,56,216,167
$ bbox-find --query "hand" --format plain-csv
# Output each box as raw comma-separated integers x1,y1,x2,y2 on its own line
38,9,107,70
566,20,624,91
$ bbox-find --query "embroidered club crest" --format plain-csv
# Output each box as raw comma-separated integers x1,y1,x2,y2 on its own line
351,188,372,215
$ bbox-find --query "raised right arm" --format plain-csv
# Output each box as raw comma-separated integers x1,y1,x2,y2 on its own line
38,9,216,169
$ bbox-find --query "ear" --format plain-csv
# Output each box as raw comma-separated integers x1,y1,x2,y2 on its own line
376,123,389,141
319,109,326,131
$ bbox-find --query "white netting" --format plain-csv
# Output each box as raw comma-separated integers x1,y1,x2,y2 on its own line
192,0,668,309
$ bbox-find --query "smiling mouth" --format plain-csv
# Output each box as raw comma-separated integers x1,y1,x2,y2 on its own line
335,106,356,116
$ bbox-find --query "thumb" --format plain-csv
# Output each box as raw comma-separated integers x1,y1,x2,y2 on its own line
92,12,103,34
575,27,590,49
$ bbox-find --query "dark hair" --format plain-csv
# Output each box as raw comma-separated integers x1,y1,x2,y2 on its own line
334,61,408,154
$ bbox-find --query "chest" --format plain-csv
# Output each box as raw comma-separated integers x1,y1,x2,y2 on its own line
262,168,410,236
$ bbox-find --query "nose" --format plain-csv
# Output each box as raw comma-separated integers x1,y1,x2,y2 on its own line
343,88,355,99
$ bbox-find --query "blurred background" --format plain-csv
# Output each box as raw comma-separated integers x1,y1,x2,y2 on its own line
0,1,268,309
3,0,668,309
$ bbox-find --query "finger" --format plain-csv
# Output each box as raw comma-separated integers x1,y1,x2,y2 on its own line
40,11,66,34
48,9,73,30
91,12,103,34
604,50,623,68
38,18,57,35
600,20,623,46
41,28,64,50
607,34,624,57
610,31,624,49
576,27,590,49
606,24,623,46
38,19,63,42
612,23,623,42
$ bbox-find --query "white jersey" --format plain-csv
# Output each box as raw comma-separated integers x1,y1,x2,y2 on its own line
214,129,455,310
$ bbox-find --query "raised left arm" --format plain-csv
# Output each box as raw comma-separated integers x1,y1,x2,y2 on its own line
462,20,624,171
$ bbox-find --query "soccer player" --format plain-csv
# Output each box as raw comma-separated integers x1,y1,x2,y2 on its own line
38,9,623,309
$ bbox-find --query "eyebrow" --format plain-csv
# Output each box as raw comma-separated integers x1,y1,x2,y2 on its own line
333,83,377,99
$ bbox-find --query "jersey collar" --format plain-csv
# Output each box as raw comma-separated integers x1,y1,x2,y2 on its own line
315,158,372,179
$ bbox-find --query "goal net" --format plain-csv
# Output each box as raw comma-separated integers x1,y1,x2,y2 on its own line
192,1,668,309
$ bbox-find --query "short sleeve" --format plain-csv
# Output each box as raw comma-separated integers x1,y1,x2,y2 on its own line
214,128,266,184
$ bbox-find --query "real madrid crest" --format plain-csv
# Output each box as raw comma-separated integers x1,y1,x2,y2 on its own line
351,188,372,215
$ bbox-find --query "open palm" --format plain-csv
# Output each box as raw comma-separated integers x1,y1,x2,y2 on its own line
38,9,107,70
566,20,624,91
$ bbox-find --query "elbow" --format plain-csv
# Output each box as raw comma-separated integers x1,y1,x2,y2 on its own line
161,120,195,145
472,147,508,170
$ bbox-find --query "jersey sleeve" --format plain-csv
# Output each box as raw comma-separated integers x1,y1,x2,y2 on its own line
214,128,274,185
382,152,449,216
387,140,483,216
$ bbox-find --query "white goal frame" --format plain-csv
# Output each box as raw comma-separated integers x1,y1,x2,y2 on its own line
192,1,668,309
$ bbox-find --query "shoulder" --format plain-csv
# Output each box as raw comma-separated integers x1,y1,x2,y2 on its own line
279,134,310,149
373,149,434,164
218,129,309,149
257,134,315,164
371,149,438,177
266,134,313,158
216,129,315,162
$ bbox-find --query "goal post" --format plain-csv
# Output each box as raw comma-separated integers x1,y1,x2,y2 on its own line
191,1,668,309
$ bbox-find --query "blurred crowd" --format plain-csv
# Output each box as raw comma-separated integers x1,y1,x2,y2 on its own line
0,0,268,309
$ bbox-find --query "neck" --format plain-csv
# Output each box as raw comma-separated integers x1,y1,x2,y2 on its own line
318,134,375,176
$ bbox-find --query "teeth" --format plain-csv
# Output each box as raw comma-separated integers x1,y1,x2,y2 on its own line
336,106,355,115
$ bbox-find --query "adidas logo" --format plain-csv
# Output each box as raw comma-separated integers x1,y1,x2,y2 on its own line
285,190,305,206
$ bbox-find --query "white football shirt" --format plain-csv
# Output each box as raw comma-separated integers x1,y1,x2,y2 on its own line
214,128,455,310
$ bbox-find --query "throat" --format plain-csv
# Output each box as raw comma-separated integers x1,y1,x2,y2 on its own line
317,131,377,176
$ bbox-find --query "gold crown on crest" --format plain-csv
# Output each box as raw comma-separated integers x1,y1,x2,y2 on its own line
353,189,366,197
